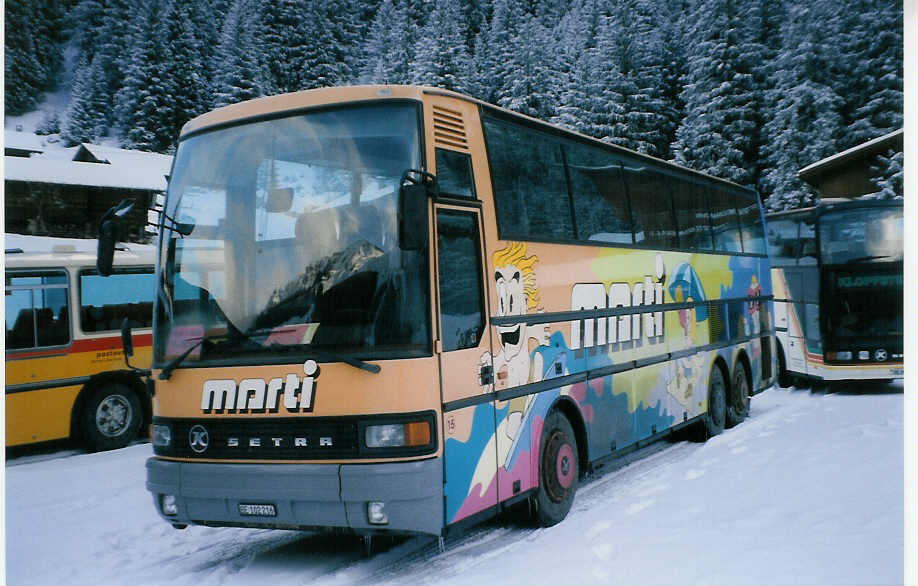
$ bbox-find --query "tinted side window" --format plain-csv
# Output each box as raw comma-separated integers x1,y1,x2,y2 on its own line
435,148,475,199
80,268,155,332
708,188,742,252
766,218,799,266
5,271,70,350
436,210,485,351
670,175,713,251
625,166,676,248
564,142,633,244
799,218,817,265
483,117,574,240
738,196,766,254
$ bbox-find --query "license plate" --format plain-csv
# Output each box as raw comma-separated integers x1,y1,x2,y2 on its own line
238,503,277,517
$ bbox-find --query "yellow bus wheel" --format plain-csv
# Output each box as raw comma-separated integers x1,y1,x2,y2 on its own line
80,383,142,452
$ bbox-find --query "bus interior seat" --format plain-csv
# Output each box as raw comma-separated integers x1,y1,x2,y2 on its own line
9,309,35,348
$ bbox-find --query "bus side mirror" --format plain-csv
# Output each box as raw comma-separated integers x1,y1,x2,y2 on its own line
121,317,134,358
398,170,436,251
97,199,135,276
399,183,429,251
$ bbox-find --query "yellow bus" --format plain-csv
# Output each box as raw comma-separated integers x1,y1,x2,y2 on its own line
5,237,155,451
120,86,774,538
766,199,903,385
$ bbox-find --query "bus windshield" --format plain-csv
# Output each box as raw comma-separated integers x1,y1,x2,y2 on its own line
819,206,903,265
155,103,430,365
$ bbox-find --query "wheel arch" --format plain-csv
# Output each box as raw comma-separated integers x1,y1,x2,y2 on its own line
733,349,753,392
711,354,730,389
548,395,589,480
70,370,151,441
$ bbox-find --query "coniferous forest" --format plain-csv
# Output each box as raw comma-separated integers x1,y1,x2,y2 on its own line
4,0,903,210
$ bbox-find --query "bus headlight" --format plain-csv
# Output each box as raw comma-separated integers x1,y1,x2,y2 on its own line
152,424,172,447
828,351,852,361
365,421,431,448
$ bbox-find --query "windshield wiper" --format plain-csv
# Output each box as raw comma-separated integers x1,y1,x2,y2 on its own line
268,343,381,374
158,326,269,380
159,336,208,380
159,328,382,380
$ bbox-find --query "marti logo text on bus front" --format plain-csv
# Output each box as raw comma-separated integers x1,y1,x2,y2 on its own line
200,360,320,413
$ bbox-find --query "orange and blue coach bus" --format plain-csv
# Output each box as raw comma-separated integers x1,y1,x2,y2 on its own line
118,86,774,538
766,198,903,386
5,237,155,451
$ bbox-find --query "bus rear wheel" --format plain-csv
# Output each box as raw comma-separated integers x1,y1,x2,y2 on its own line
81,383,142,452
726,360,750,428
695,364,726,441
533,411,578,527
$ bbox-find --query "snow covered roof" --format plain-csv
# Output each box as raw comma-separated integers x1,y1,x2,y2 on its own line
4,130,46,155
798,129,903,178
4,233,100,253
73,143,173,170
4,143,172,191
4,234,156,266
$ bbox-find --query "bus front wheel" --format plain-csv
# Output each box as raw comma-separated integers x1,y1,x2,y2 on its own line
81,383,142,452
533,411,578,527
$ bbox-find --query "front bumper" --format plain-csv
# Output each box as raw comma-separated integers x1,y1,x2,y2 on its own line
811,362,904,381
146,457,443,536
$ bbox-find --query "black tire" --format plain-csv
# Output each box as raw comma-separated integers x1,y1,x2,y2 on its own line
80,383,142,451
694,364,726,441
533,411,578,527
776,343,791,388
726,360,750,428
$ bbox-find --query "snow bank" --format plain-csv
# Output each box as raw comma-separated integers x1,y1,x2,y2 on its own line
5,384,903,585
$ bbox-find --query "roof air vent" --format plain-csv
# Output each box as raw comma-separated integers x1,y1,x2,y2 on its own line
432,105,468,150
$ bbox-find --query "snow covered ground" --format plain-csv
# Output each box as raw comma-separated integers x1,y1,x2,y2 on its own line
5,383,904,586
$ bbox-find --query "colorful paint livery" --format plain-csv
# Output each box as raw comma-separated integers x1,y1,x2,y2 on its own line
446,244,772,524
138,86,774,538
766,199,902,383
5,239,155,450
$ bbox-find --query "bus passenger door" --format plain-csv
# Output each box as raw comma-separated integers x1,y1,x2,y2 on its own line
433,205,498,526
782,270,807,375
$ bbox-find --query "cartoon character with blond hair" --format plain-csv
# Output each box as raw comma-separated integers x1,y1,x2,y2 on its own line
480,242,549,466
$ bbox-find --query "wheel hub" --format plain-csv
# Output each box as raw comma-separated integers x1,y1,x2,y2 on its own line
543,431,575,502
96,394,132,438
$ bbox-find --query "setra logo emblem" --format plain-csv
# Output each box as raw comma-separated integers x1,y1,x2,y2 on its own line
189,424,209,453
875,349,888,362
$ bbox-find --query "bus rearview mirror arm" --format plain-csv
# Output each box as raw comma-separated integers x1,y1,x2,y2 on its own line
120,318,151,377
398,169,437,251
97,199,135,276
